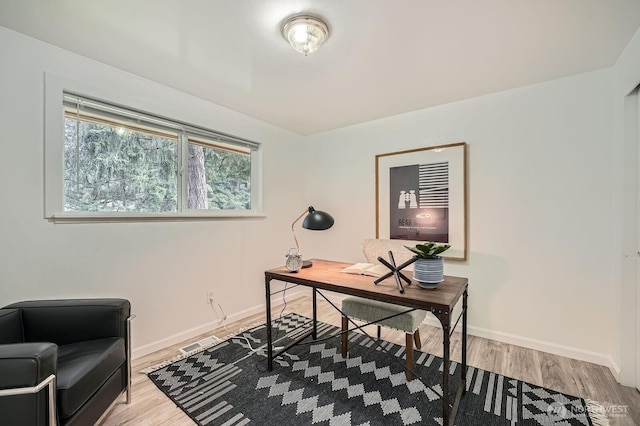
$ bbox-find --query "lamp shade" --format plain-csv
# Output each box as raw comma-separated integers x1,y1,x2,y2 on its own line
302,207,334,230
291,206,334,269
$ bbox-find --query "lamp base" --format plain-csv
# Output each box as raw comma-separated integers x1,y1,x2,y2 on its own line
302,260,313,268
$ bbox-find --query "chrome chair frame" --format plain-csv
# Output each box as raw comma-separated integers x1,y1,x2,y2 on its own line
0,374,57,426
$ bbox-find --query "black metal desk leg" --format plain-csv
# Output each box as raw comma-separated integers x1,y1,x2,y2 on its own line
312,288,318,339
265,276,273,371
433,309,451,426
443,319,451,425
462,289,468,394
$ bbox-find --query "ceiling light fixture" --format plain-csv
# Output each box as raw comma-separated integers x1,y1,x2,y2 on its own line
282,14,329,56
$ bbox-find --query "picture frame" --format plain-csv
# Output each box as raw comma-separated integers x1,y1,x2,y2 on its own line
375,142,467,261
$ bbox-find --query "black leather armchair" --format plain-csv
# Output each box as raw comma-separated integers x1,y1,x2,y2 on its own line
0,299,134,425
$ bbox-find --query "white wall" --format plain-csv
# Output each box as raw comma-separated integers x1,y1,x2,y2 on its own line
0,26,306,357
303,68,618,370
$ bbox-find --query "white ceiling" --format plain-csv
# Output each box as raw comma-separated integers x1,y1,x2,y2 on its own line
1,0,640,135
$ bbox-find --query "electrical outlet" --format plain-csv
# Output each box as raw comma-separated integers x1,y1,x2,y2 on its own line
206,291,215,304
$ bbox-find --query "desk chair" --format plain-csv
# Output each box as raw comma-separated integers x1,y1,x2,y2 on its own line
341,297,426,380
340,239,427,380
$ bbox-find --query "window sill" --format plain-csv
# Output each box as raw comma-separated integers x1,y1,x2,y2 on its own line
47,210,266,224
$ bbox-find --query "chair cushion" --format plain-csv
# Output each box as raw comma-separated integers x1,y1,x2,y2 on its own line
342,297,426,333
56,337,125,420
0,309,24,344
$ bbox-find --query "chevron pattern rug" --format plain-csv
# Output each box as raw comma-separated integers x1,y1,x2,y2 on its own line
145,313,607,426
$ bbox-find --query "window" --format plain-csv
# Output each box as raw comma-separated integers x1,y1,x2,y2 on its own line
45,84,262,220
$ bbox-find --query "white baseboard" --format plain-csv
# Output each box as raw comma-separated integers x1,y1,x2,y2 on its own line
419,315,619,378
133,290,619,382
132,287,309,359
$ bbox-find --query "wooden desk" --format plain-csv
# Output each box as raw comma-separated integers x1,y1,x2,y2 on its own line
265,258,468,426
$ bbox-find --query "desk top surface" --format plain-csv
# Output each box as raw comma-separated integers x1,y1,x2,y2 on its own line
265,258,468,312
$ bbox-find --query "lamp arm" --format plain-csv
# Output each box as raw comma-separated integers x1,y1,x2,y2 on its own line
291,208,309,254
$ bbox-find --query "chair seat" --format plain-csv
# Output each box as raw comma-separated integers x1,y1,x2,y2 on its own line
56,337,125,420
342,297,426,333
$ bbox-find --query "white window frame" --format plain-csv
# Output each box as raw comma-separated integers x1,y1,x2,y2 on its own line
44,73,264,222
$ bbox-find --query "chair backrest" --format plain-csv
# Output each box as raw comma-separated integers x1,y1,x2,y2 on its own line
361,239,416,271
5,299,131,346
0,309,24,344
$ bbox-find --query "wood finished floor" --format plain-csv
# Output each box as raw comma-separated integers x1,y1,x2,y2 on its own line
102,296,640,426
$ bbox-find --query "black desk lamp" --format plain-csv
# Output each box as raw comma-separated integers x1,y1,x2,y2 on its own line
291,206,335,268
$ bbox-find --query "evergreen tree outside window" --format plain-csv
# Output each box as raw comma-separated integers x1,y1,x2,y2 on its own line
61,93,258,217
187,137,251,211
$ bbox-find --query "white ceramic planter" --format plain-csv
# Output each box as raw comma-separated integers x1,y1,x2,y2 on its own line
413,257,444,289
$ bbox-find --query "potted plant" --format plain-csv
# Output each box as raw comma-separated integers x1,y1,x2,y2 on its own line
405,242,450,288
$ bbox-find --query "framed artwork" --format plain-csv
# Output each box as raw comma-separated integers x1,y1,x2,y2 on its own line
375,142,467,261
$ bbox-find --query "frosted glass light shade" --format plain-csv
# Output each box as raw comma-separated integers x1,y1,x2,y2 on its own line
282,15,329,55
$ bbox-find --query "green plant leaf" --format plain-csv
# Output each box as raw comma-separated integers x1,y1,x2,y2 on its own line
417,243,435,253
431,245,451,256
405,241,450,258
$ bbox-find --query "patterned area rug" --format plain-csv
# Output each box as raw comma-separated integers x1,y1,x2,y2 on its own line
145,313,607,425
